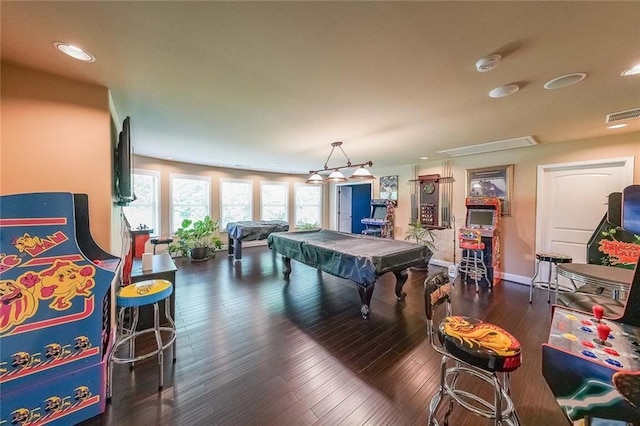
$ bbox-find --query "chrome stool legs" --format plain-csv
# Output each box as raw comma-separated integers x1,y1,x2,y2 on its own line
529,253,573,303
459,248,490,292
107,280,176,400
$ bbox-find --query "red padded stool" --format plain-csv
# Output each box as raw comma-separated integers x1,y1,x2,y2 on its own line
458,229,490,292
425,272,522,425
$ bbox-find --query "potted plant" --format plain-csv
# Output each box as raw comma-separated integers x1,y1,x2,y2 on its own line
404,219,436,269
169,215,223,261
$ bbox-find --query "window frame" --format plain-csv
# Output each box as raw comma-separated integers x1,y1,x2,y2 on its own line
294,183,322,227
260,181,289,222
123,168,160,234
220,178,253,231
169,173,212,233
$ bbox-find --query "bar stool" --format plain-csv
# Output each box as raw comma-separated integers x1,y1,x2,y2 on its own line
529,253,573,304
107,279,177,399
150,237,173,254
424,272,522,425
458,229,490,292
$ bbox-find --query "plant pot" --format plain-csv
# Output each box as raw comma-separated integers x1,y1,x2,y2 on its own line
190,247,210,262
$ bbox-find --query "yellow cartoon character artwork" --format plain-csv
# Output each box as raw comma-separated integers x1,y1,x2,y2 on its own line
74,386,91,401
12,233,44,253
39,260,95,310
44,396,69,413
0,273,40,334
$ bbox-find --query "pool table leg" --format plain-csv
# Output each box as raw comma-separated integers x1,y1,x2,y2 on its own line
357,284,375,319
393,270,408,301
281,256,292,278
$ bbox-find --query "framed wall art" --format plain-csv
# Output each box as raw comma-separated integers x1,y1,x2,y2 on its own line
379,175,399,201
466,164,513,215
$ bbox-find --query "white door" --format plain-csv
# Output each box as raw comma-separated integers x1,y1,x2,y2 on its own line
536,157,634,286
338,186,352,233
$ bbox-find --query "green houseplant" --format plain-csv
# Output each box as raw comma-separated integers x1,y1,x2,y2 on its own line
404,219,436,269
169,215,223,261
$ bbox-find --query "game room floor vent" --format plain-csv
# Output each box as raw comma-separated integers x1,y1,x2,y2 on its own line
606,107,640,123
437,136,537,158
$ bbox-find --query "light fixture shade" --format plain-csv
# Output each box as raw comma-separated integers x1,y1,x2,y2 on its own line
349,167,375,180
327,170,348,183
305,173,325,184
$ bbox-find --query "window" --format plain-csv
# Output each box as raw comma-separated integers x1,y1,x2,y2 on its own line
220,179,253,230
123,170,159,232
261,182,288,222
170,175,211,232
294,184,322,226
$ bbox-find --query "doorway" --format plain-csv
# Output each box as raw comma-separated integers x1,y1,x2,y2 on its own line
337,183,372,234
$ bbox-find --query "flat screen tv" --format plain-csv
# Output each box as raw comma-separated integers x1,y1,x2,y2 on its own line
115,116,135,204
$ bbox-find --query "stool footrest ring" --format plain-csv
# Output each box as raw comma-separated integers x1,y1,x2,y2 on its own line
111,327,176,365
442,365,515,420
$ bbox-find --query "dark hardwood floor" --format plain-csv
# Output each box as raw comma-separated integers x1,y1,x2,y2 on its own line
83,246,570,425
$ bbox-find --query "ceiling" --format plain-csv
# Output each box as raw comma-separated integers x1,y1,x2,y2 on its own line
2,1,639,175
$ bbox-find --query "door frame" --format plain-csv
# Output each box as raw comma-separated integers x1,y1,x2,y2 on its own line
335,181,373,234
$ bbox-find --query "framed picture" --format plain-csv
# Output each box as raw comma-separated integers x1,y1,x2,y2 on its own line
379,175,398,200
466,164,514,215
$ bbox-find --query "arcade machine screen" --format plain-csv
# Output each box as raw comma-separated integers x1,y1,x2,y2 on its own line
467,209,494,227
372,205,387,220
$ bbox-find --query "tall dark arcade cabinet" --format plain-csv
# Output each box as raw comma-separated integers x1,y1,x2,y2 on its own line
0,193,120,425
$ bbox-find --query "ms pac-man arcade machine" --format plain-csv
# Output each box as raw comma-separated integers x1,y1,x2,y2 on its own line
0,193,120,425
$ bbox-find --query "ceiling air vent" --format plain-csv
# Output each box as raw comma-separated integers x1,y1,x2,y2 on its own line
605,107,640,123
437,136,537,158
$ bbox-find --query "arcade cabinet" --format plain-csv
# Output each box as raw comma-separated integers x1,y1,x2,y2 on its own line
587,191,640,269
361,199,396,238
542,185,640,424
0,193,121,425
459,197,502,286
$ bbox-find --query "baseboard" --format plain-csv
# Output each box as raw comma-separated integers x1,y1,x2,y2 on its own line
428,258,530,286
240,240,268,248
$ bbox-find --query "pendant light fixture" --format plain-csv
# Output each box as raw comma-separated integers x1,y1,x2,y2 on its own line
306,142,375,184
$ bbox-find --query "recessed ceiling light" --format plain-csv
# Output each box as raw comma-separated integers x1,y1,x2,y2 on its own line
420,156,429,160
53,42,95,62
488,84,520,98
543,73,587,90
621,64,640,76
607,123,629,129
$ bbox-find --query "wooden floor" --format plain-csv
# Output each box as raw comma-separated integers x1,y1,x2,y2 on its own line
83,246,570,425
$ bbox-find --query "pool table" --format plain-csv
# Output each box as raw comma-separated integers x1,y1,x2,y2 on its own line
267,229,429,318
227,220,289,260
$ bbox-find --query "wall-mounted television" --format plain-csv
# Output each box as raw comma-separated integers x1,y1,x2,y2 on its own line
115,116,135,205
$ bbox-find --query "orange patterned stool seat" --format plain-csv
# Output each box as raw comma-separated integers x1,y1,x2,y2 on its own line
439,316,522,372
